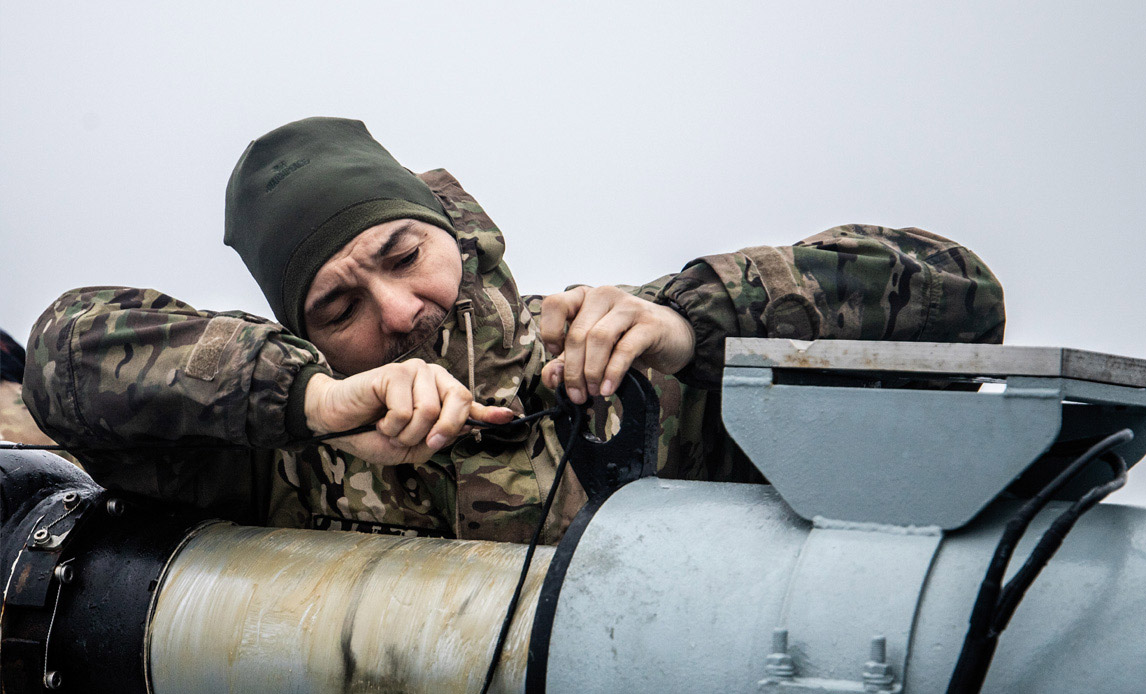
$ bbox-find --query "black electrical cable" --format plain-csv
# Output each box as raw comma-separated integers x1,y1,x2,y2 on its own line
0,407,563,453
945,429,1133,694
312,405,563,443
478,390,583,694
991,451,1126,632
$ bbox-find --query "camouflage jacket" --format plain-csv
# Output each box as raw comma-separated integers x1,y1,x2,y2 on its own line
24,171,1005,543
2,329,79,466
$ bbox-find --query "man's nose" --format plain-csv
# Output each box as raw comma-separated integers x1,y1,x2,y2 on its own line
368,281,422,333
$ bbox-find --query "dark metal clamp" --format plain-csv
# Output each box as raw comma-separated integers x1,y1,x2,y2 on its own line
554,368,660,501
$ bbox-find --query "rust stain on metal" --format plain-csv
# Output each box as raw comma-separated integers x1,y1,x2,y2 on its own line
148,525,554,694
11,562,32,593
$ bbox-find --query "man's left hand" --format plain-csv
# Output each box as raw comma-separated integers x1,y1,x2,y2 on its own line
540,286,695,404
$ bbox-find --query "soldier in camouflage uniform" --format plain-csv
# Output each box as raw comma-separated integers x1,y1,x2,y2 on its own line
23,118,1005,544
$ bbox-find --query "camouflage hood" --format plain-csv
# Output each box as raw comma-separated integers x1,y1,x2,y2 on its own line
402,169,546,417
392,170,574,544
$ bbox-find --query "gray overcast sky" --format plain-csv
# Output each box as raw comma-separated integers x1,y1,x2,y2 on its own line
3,1,1145,503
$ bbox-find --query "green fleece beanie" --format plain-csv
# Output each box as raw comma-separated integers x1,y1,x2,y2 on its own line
224,117,455,337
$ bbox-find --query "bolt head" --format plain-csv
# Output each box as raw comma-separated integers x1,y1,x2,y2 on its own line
44,670,63,689
62,491,78,504
32,528,51,544
106,498,125,517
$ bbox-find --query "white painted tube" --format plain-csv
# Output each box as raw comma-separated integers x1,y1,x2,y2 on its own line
147,523,552,694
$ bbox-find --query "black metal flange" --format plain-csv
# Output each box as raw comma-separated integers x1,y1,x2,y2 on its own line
1,450,204,694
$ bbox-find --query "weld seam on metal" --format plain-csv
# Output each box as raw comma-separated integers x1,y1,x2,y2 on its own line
723,375,773,388
901,531,946,687
812,516,943,536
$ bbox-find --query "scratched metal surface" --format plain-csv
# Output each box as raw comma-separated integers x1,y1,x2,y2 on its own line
725,338,1146,387
148,524,552,694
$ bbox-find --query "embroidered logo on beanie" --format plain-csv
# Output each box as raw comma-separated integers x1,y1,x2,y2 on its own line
265,158,310,193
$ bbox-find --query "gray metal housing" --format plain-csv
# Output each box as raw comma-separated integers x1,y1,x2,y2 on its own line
538,478,1146,693
534,339,1146,693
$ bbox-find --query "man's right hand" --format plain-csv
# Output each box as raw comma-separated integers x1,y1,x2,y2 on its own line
303,359,515,465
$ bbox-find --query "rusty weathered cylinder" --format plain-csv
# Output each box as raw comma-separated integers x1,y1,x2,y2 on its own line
147,523,553,694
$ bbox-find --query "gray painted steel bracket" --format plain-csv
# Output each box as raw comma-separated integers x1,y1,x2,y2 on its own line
722,339,1146,529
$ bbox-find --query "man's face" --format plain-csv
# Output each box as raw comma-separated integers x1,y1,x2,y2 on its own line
303,219,462,374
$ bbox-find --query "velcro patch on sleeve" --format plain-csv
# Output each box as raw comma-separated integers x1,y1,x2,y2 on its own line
741,245,822,340
184,316,244,381
741,245,800,297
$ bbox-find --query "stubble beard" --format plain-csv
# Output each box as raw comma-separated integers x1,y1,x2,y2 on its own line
382,305,448,365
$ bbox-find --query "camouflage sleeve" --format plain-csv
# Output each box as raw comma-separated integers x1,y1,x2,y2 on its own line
22,287,332,521
656,225,1006,389
612,273,676,303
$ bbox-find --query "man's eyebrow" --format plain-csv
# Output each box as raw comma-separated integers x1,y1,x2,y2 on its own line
306,286,348,318
304,222,420,319
376,221,417,258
